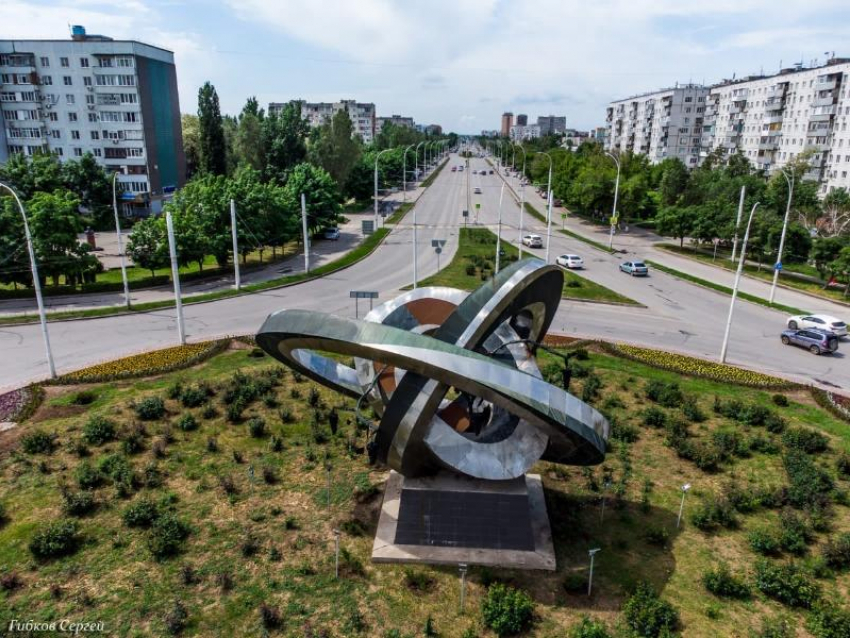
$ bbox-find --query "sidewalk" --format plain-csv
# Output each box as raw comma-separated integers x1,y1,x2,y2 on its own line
0,182,429,316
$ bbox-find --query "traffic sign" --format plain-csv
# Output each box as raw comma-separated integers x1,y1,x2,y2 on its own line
362,220,375,235
462,210,469,218
475,203,481,209
349,291,379,299
431,239,446,248
775,262,783,271
435,246,442,255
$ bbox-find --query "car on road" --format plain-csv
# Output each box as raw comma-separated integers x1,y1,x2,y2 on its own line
781,328,839,355
458,165,464,171
451,166,457,172
620,260,648,276
472,169,477,174
473,187,482,194
522,234,543,248
556,254,584,269
323,228,340,240
553,199,563,207
489,169,494,174
787,314,847,337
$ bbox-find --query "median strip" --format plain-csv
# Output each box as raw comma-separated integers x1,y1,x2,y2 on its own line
646,259,809,316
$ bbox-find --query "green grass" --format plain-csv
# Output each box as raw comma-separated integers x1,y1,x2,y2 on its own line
420,158,448,188
384,202,413,225
2,341,848,637
647,259,810,315
559,227,617,254
414,227,639,305
0,229,391,327
657,244,850,306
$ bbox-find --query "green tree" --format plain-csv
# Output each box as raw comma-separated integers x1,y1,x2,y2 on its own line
197,82,227,176
829,246,850,295
811,236,847,281
0,197,31,288
127,216,168,277
181,113,201,179
235,97,266,172
284,163,340,232
62,153,113,228
656,205,697,247
658,158,690,206
0,152,64,200
262,102,309,183
308,109,362,189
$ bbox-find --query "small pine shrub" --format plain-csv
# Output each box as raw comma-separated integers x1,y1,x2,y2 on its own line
403,567,435,592
61,489,96,517
75,461,102,489
646,380,683,408
201,404,217,420
581,374,602,403
772,394,789,407
645,527,669,547
754,559,821,608
147,513,190,559
749,528,782,556
175,413,197,432
782,427,829,454
248,417,266,438
702,563,751,598
622,582,679,638
570,616,611,638
121,430,144,455
307,387,321,407
779,509,812,555
179,385,207,408
481,583,535,636
71,389,97,405
135,397,166,421
219,475,238,496
642,406,667,428
270,435,284,453
690,496,737,532
206,437,218,453
279,406,295,424
164,600,188,635
122,499,160,528
837,453,850,478
822,532,850,570
562,571,588,593
261,466,278,484
240,533,260,557
29,520,80,559
82,416,116,445
806,603,850,638
681,396,706,422
21,430,56,455
259,604,282,630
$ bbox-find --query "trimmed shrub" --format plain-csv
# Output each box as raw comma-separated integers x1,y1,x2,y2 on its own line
822,532,850,570
135,397,166,421
75,461,102,489
690,496,737,532
806,603,850,638
646,380,683,408
21,430,56,455
783,450,833,509
82,416,116,445
123,499,160,528
29,520,80,559
481,583,535,636
248,417,266,438
754,560,820,608
622,582,679,638
772,394,789,407
570,616,611,638
779,509,812,555
147,513,190,559
61,489,96,517
702,563,750,598
175,413,197,432
179,385,207,408
642,407,667,428
748,528,782,556
782,427,829,454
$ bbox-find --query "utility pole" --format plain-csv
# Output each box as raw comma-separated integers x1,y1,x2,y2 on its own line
230,199,241,290
301,193,310,274
730,185,746,263
677,483,692,529
720,203,760,363
769,170,794,304
111,172,131,309
606,152,621,250
496,182,505,273
0,182,56,378
545,190,554,263
165,211,186,345
518,182,525,259
587,548,601,596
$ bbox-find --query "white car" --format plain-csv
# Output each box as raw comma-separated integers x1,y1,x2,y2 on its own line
556,254,584,269
473,187,482,194
522,234,543,248
787,314,847,337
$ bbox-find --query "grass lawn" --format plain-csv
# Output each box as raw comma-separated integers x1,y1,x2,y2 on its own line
657,244,850,307
414,227,639,306
1,341,848,636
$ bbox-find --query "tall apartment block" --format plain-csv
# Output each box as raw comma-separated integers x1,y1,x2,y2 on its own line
606,84,709,167
0,26,186,215
269,99,376,144
537,115,567,136
500,112,513,137
703,58,850,195
376,114,414,135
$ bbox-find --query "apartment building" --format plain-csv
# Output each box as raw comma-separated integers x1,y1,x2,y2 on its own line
704,58,850,194
509,124,541,141
0,26,185,215
269,99,376,144
375,114,414,135
537,115,567,136
500,112,513,137
606,84,710,167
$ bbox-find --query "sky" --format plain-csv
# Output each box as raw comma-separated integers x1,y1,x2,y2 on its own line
4,0,850,134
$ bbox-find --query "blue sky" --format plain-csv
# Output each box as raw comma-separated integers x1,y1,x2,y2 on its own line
4,0,850,133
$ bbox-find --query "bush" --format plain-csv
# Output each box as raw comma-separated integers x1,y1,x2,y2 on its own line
822,532,850,570
179,385,208,408
681,396,706,422
772,394,789,407
279,406,295,424
644,527,669,547
21,430,56,454
690,496,737,531
61,490,96,517
259,604,282,630
748,528,782,556
164,600,188,635
783,450,833,509
754,560,820,608
622,582,679,638
175,413,197,432
135,397,166,421
71,389,97,405
562,571,588,593
75,461,102,489
147,513,190,559
806,603,850,638
702,563,750,598
837,453,850,478
610,419,640,443
642,407,667,428
779,509,812,555
122,429,144,455
646,380,683,408
123,499,160,528
581,374,602,403
248,417,266,438
261,465,278,484
570,616,611,638
782,427,829,454
82,416,116,445
29,520,80,559
307,386,321,407
481,583,535,636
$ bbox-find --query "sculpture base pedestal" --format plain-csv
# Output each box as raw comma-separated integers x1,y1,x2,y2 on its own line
372,471,555,571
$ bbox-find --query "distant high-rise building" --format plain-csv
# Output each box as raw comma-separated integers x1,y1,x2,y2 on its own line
269,99,376,144
500,112,513,137
0,26,186,215
537,115,567,136
509,124,541,141
516,113,528,126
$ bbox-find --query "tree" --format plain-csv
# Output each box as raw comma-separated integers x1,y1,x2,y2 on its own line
829,246,850,295
181,114,201,179
655,205,697,247
308,109,362,190
197,82,227,176
811,236,847,281
658,158,690,206
284,163,340,232
263,102,309,183
127,216,168,277
235,97,266,172
62,153,113,228
814,188,850,237
0,152,64,200
0,197,30,288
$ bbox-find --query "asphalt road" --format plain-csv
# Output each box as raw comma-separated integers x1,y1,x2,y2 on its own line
1,153,848,391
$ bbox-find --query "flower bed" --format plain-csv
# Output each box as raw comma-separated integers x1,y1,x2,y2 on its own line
0,385,44,423
51,340,229,385
603,343,792,389
811,388,850,424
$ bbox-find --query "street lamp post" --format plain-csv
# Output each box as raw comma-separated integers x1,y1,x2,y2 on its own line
496,182,505,273
730,185,746,263
676,483,692,529
587,548,601,596
605,152,621,250
402,143,415,204
769,169,794,304
374,148,393,229
0,181,56,378
720,202,760,363
415,142,425,182
111,172,131,308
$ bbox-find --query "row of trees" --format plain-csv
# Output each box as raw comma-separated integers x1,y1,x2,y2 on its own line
497,137,850,284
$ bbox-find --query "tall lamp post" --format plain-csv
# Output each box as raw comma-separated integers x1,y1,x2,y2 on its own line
415,141,425,182
374,148,393,229
769,169,794,304
402,143,415,203
111,172,131,309
0,181,56,378
605,152,621,250
514,143,527,258
402,144,419,289
538,152,553,263
720,202,760,363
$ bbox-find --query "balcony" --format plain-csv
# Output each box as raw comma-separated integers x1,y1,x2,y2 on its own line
814,94,836,107
764,99,784,112
765,86,785,99
729,105,744,115
816,78,838,91
766,128,782,137
804,140,830,153
763,113,784,124
811,108,835,122
758,139,777,151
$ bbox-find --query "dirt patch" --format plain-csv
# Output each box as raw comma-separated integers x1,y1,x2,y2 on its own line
29,386,87,423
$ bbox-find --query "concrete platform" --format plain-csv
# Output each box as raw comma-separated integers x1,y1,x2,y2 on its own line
372,471,556,571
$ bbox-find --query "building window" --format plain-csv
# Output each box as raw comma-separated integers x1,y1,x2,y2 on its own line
51,130,61,139
47,111,58,121
83,76,92,87
93,148,101,157
41,75,52,85
66,94,75,105
0,92,15,102
88,112,98,122
68,112,77,122
71,130,80,140
80,57,89,68
55,147,64,156
73,147,82,157
90,131,99,140
60,57,69,67
86,94,94,105
63,76,72,86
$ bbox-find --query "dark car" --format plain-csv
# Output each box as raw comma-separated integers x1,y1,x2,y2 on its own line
780,328,839,355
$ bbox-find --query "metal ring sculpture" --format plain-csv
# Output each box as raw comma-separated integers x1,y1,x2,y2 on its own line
257,258,609,480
